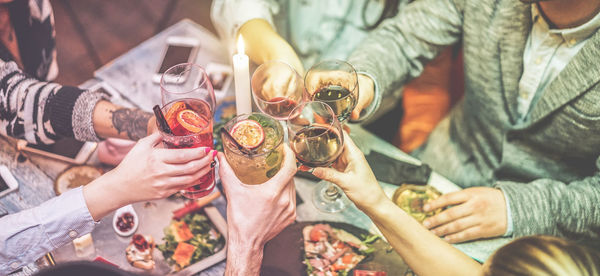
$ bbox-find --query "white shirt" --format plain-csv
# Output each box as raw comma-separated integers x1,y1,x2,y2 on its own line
517,5,600,119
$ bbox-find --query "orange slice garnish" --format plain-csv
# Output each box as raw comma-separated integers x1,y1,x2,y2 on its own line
176,109,208,133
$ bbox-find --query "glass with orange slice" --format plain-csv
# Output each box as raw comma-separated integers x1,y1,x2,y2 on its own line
159,63,216,199
220,113,284,185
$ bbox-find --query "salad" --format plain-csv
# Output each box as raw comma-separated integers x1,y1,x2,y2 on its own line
157,212,225,271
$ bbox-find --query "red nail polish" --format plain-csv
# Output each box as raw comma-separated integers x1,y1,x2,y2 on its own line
204,148,210,154
212,150,217,158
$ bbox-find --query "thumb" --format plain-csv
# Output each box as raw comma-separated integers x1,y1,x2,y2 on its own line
216,152,237,194
312,167,347,187
139,132,162,147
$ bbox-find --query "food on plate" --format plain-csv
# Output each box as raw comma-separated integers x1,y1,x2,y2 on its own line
126,234,155,270
115,212,135,233
54,165,103,195
303,224,376,276
392,184,442,223
157,212,225,271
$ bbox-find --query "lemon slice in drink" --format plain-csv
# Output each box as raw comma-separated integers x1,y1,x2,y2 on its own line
230,119,265,149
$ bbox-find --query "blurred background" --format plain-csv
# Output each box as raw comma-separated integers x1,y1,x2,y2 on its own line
51,0,214,86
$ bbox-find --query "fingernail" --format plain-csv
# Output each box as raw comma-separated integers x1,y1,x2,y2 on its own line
212,150,217,158
204,147,210,154
210,161,216,168
423,220,431,228
423,204,431,212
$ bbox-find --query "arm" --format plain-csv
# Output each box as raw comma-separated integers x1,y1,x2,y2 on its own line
211,0,303,74
0,133,215,274
348,0,465,119
495,165,600,244
312,132,481,276
0,61,152,144
217,145,297,276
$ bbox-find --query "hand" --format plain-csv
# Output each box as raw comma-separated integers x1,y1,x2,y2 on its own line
147,116,158,135
422,187,508,243
218,145,297,275
350,74,375,121
256,63,303,100
312,132,386,212
84,133,216,220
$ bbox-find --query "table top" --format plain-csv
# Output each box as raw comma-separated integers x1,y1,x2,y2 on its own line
1,18,510,276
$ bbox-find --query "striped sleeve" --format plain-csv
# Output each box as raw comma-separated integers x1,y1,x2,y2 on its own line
0,60,106,144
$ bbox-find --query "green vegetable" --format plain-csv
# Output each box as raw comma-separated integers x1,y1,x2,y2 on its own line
157,213,226,270
361,234,380,244
304,258,314,274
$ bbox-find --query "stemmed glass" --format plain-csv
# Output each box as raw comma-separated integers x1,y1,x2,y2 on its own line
304,59,358,123
251,60,306,120
158,63,216,199
287,101,349,213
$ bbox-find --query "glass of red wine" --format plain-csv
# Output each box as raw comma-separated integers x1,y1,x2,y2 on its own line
305,59,358,123
251,60,306,120
159,63,216,199
287,101,349,213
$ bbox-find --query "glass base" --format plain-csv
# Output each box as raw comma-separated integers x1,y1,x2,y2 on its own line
312,181,349,213
181,181,215,199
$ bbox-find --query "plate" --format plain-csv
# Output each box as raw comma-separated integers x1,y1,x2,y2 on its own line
261,221,409,276
53,165,103,195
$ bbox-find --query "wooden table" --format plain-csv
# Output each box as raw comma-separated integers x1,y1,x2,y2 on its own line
1,19,511,276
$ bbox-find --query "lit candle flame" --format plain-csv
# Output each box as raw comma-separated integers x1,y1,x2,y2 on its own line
237,36,245,55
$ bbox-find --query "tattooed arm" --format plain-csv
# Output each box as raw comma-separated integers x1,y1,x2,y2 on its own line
92,100,153,141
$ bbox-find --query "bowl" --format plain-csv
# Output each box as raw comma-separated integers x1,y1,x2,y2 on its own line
112,204,139,237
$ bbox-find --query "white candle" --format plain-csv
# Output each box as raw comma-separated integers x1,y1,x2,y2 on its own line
233,36,252,115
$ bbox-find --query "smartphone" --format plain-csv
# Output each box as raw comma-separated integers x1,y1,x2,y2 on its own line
0,165,19,198
153,36,200,83
17,139,97,165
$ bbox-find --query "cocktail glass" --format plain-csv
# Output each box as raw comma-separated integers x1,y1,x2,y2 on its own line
221,113,285,185
159,63,216,199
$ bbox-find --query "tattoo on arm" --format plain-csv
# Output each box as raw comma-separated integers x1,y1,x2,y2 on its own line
111,108,152,140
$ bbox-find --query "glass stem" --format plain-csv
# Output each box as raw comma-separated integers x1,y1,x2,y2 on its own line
324,183,341,200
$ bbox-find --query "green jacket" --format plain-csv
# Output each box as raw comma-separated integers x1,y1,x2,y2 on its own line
349,0,600,244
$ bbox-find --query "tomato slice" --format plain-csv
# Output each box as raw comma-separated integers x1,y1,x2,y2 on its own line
177,109,208,133
342,253,353,264
230,119,265,149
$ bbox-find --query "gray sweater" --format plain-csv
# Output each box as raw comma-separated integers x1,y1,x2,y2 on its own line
349,0,600,245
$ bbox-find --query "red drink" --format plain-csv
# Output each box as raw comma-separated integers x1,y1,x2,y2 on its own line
264,97,298,120
160,98,215,198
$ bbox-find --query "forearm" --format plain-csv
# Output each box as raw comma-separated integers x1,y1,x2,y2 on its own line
239,19,304,74
225,236,264,276
496,174,600,243
92,100,152,141
348,0,463,97
0,187,96,274
82,170,131,221
361,200,481,276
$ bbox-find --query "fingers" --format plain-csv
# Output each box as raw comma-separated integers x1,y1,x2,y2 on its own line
350,75,375,121
312,167,347,186
423,203,472,229
266,145,298,190
138,132,162,147
443,226,487,244
166,150,216,176
170,165,214,189
429,215,478,237
423,191,469,212
158,147,213,164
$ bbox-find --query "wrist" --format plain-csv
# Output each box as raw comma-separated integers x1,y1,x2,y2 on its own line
83,172,130,221
356,190,392,216
225,234,264,276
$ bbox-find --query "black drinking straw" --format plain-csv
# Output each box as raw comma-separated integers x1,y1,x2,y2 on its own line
220,128,254,155
153,105,173,134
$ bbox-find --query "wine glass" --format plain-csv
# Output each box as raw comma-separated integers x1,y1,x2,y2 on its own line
251,60,306,120
304,59,358,123
287,101,349,213
158,63,216,199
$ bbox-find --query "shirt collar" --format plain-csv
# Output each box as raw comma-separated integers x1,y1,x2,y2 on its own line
531,4,600,46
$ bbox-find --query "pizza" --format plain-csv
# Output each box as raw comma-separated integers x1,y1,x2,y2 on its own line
303,224,373,276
